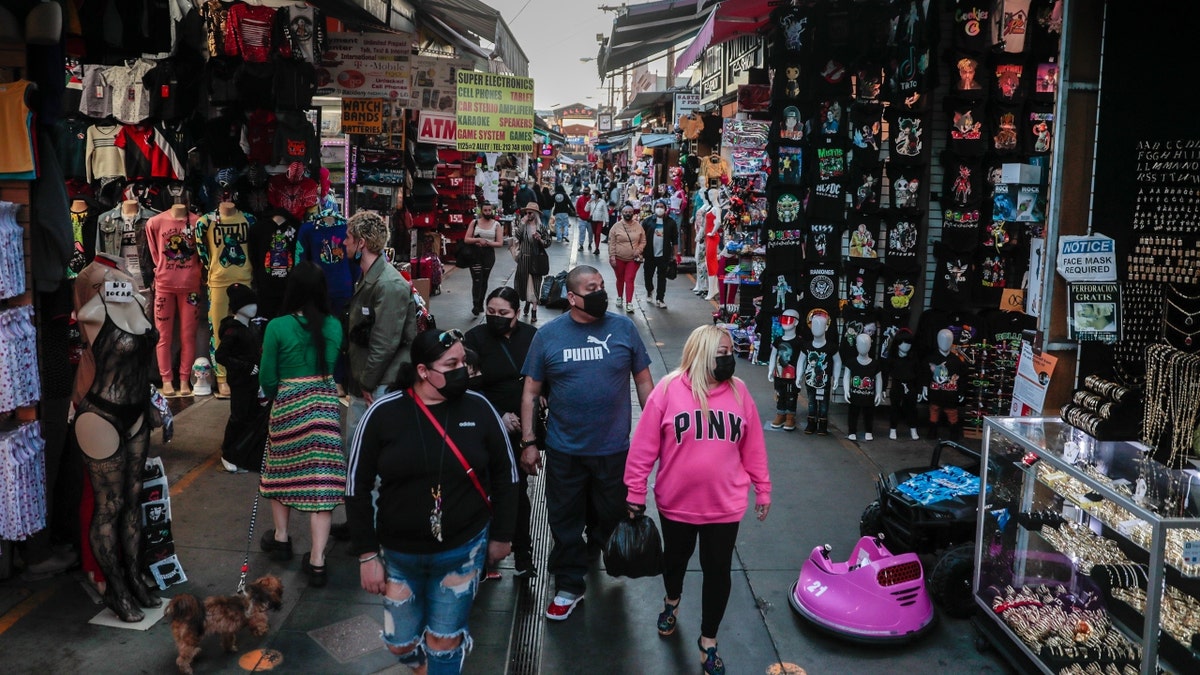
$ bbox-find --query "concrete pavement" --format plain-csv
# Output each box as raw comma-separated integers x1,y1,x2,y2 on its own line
0,218,1010,674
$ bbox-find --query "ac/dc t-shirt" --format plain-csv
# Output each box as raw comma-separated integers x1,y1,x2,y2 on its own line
847,213,881,260
844,262,880,311
943,155,984,210
848,103,884,166
881,266,919,312
883,212,921,271
947,97,988,156
887,165,925,213
991,55,1030,104
941,208,983,253
931,243,976,310
811,138,848,221
845,358,881,407
800,337,839,392
990,104,1023,158
1025,104,1055,156
850,163,883,214
806,222,842,263
886,108,930,166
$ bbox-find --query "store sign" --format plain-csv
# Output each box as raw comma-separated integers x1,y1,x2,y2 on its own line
1056,234,1117,282
411,56,471,113
417,111,458,146
597,113,613,132
1068,282,1121,344
1010,339,1058,416
675,93,700,117
318,32,412,101
341,98,384,135
455,72,535,153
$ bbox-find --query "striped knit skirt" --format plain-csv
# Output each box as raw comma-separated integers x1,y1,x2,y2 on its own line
259,375,346,511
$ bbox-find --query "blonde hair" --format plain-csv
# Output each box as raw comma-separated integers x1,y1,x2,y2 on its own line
346,210,390,252
665,325,741,416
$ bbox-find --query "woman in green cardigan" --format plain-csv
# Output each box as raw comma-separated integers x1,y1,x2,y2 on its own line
257,261,346,587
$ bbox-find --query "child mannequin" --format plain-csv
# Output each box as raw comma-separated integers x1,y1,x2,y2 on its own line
886,331,922,440
923,328,966,441
215,284,264,473
844,333,883,441
767,309,802,431
799,311,841,435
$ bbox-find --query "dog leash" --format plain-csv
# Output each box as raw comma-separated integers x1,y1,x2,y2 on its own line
236,426,271,595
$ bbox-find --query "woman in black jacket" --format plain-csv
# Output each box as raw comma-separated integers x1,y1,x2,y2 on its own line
641,198,679,308
550,184,575,245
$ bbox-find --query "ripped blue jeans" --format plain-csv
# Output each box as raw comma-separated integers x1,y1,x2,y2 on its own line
381,526,488,674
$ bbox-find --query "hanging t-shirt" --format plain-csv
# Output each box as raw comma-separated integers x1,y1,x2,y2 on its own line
773,105,811,145
883,0,934,104
273,5,326,63
997,0,1032,54
848,103,884,166
85,124,125,182
886,108,930,166
976,250,1021,305
850,164,883,214
53,116,89,180
981,217,1020,254
800,336,839,392
810,138,848,222
205,55,243,107
887,165,925,213
772,334,802,381
931,243,976,310
273,60,317,110
246,110,278,165
806,262,839,306
765,272,805,312
1031,61,1060,103
815,99,846,139
806,222,842,263
1025,103,1055,157
774,61,808,104
777,145,804,186
225,3,277,63
990,104,1023,158
839,308,877,362
883,212,922,271
943,155,984,210
946,97,988,156
252,212,300,317
984,308,1037,349
195,210,255,287
991,55,1030,104
951,1,997,55
78,64,112,118
881,266,920,312
115,124,185,180
854,62,884,103
0,80,36,180
845,358,881,407
297,214,355,305
941,207,983,252
145,211,201,293
844,262,880,311
143,58,200,122
847,213,881,260
949,52,989,100
927,352,968,406
236,62,276,111
102,60,155,125
774,2,820,61
274,111,317,166
268,175,319,221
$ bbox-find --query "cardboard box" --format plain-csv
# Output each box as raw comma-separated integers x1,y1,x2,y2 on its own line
1001,163,1043,185
412,278,431,306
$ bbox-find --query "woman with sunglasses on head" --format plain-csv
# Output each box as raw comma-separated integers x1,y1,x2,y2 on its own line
347,329,518,675
258,261,347,587
624,325,771,675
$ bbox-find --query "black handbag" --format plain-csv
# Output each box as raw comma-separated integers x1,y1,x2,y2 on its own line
455,242,475,267
532,249,550,276
603,514,664,579
665,256,678,280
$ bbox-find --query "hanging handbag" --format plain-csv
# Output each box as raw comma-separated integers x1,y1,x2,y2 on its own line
408,389,492,510
665,254,678,280
532,248,550,276
455,241,475,267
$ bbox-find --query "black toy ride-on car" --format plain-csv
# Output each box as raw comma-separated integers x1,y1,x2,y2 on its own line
859,440,1015,619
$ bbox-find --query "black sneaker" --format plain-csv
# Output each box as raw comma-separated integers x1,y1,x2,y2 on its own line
260,529,294,561
514,556,538,579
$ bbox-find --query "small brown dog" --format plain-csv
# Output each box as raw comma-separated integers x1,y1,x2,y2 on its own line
165,575,284,674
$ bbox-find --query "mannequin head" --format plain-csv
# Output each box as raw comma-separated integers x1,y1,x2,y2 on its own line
808,309,830,338
26,0,63,46
780,309,800,334
936,328,954,354
707,187,721,209
856,333,872,357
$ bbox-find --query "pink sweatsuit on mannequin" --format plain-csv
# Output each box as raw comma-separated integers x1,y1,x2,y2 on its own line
145,211,201,386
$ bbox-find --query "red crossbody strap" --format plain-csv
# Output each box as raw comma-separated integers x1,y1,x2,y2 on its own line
408,389,492,511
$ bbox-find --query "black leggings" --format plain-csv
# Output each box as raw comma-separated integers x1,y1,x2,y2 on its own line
659,514,740,639
469,247,496,312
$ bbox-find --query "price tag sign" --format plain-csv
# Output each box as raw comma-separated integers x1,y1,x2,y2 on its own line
1000,289,1026,311
103,280,135,303
1183,540,1200,565
1063,441,1080,464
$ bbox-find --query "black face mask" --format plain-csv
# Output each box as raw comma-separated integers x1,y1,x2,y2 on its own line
486,314,513,337
713,354,736,382
622,214,634,221
468,374,484,391
432,366,470,400
575,289,608,319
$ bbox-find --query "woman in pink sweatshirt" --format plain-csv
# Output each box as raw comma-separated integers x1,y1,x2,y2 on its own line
624,325,771,675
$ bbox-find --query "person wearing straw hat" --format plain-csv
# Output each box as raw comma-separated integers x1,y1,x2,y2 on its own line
512,202,550,323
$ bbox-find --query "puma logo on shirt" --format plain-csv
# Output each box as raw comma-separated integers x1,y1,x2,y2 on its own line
563,333,613,362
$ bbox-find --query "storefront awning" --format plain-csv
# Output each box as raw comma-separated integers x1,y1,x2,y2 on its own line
616,90,675,120
674,0,772,77
595,133,633,152
597,0,710,77
639,133,677,148
415,0,529,76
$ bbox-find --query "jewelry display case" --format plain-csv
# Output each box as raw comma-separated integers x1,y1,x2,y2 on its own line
975,417,1200,674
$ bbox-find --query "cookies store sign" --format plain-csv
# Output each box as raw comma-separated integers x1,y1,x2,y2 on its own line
318,32,412,102
455,72,535,153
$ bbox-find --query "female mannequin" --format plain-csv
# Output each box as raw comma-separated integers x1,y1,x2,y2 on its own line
798,311,841,435
195,200,256,398
73,257,161,622
766,309,802,431
146,196,201,397
704,188,723,300
922,328,966,441
96,199,156,292
69,197,94,277
692,191,710,295
886,332,922,440
843,334,883,441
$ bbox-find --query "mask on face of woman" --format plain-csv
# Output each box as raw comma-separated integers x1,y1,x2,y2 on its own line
486,314,513,337
432,366,470,399
713,354,736,382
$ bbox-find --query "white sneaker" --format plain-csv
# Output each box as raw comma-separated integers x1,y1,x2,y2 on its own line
864,433,873,441
847,433,857,441
911,429,921,440
655,299,667,308
889,429,898,440
626,302,635,313
615,298,623,310
221,458,247,474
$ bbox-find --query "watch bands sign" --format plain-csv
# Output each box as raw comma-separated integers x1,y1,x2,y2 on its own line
455,72,535,153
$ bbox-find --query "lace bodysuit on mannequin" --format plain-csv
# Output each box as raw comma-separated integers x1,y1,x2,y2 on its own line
77,298,157,437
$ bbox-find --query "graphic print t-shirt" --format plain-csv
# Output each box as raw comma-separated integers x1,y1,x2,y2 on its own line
800,337,839,392
772,334,802,381
297,217,354,303
886,108,930,166
523,313,651,456
846,358,880,407
810,138,848,222
197,211,254,287
145,211,201,292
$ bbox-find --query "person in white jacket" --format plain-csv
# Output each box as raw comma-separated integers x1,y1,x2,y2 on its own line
586,194,609,256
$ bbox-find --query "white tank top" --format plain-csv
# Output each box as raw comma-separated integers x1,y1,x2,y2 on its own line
474,219,498,242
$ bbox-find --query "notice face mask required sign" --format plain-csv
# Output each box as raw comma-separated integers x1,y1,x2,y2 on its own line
1056,234,1117,282
455,72,535,153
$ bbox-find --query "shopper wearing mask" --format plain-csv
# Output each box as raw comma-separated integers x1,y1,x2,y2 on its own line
258,262,346,587
348,328,517,675
608,205,647,312
464,286,538,577
512,202,550,323
586,190,609,255
625,325,771,675
463,202,505,317
641,199,678,309
574,186,593,251
519,265,654,621
550,184,575,246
